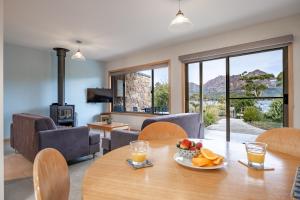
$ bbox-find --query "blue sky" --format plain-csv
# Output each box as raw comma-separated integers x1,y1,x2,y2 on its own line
188,49,283,84
140,67,168,83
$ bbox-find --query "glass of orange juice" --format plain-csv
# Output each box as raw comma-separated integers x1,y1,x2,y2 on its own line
130,140,149,165
245,142,267,169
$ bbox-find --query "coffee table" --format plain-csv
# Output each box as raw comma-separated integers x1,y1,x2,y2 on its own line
87,122,130,138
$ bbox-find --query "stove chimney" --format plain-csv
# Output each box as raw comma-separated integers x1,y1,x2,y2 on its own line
53,48,69,106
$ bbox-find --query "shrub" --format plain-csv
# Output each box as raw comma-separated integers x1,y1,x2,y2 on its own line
203,105,219,127
243,106,263,122
266,99,283,122
204,112,217,127
231,98,255,114
217,103,226,116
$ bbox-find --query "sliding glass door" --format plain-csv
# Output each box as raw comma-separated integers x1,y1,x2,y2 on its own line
185,47,288,142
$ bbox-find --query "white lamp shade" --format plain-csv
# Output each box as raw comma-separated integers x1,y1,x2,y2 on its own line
71,50,86,61
168,12,193,32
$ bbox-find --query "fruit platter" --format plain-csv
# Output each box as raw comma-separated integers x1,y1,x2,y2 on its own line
174,139,227,170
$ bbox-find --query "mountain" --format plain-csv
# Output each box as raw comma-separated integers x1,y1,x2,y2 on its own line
188,82,200,94
189,69,280,98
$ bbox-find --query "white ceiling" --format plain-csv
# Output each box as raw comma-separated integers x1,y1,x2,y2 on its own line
4,0,300,61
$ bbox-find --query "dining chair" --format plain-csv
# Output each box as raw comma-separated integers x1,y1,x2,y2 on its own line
138,121,188,140
33,148,70,200
256,128,300,158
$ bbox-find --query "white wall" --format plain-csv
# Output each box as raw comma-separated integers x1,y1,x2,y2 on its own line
4,43,105,138
105,14,300,129
0,0,4,198
111,114,148,130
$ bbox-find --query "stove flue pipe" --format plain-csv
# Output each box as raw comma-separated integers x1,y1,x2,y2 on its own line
53,48,70,106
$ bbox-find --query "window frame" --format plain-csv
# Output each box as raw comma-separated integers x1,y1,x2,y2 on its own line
108,60,171,115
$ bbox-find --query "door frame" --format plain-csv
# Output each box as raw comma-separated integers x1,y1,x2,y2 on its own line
183,46,292,141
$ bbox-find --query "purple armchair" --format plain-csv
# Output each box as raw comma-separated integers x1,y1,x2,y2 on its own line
10,113,100,162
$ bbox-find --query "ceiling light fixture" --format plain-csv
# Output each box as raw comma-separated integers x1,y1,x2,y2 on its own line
71,40,86,61
168,0,193,32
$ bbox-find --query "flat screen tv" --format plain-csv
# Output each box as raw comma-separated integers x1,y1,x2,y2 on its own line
87,88,113,103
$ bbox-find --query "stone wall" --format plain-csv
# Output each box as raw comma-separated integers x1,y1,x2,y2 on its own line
125,72,151,112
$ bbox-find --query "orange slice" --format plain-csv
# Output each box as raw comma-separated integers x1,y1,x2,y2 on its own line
204,160,215,167
192,157,210,167
212,156,224,165
200,148,219,160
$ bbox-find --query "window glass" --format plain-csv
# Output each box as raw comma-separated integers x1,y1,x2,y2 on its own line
187,63,200,113
125,70,152,112
154,67,169,114
111,64,169,114
230,50,283,98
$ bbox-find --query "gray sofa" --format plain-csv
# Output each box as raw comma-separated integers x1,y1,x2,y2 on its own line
102,113,204,153
10,113,100,162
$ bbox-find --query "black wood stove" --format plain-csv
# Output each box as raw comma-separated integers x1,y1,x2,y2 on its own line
50,48,75,127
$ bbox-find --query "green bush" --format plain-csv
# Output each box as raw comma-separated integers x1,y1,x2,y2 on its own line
217,103,226,116
266,99,283,122
243,106,263,122
203,105,219,127
231,98,255,114
204,112,217,127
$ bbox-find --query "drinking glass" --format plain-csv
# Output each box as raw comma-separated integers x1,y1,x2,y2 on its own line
245,142,267,169
130,140,149,165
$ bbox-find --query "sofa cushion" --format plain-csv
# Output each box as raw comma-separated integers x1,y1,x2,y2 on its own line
141,113,201,138
16,113,57,131
89,132,100,145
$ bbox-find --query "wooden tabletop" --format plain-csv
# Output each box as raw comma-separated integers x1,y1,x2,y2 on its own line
87,122,129,131
82,139,300,200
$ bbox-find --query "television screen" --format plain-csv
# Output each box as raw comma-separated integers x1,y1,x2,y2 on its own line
87,88,113,103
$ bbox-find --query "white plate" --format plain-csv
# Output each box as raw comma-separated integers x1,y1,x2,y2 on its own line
173,152,227,170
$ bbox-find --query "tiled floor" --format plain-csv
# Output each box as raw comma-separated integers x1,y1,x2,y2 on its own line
4,141,102,200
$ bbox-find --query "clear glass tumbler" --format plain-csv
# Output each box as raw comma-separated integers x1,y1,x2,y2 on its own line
130,140,149,165
245,142,267,169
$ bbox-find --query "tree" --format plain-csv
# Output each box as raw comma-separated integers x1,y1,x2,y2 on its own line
217,95,225,104
190,93,200,102
190,102,200,112
276,72,283,87
230,93,255,114
240,71,274,97
154,82,169,110
266,99,283,122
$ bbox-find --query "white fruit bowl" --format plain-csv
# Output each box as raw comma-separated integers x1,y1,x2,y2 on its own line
177,148,200,159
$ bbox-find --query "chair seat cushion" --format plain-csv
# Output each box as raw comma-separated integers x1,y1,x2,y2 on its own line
89,132,100,145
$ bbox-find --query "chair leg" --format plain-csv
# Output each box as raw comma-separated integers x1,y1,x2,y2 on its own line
93,153,96,159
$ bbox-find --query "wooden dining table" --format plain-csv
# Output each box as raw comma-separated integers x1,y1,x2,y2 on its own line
82,139,300,200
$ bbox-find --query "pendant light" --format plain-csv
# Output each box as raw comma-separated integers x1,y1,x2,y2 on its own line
168,0,193,32
71,40,86,61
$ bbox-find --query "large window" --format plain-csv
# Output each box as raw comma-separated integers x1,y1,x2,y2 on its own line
110,62,169,114
185,48,289,142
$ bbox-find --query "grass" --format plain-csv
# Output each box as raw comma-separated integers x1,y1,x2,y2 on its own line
249,120,282,130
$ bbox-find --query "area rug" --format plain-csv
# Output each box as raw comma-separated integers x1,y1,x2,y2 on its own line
4,154,33,181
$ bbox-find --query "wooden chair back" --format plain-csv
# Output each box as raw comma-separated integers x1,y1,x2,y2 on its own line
256,128,300,158
33,148,70,200
138,122,188,140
